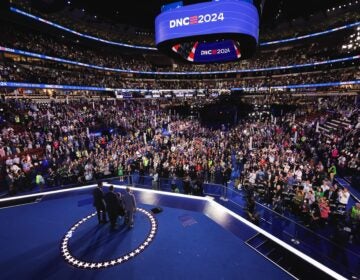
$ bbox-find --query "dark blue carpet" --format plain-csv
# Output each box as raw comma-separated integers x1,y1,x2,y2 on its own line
67,211,152,263
0,191,291,280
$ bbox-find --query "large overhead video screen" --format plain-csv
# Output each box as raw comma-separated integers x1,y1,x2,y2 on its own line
155,0,259,63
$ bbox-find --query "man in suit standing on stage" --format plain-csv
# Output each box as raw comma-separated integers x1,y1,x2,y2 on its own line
123,187,137,228
93,181,107,224
104,185,121,230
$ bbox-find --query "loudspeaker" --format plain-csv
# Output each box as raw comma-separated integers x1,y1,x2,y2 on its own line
151,207,163,214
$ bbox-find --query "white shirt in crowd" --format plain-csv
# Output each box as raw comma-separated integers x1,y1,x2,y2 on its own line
268,154,275,163
284,164,290,173
10,164,20,173
13,156,20,165
248,172,256,184
6,158,13,166
302,182,312,193
338,190,350,205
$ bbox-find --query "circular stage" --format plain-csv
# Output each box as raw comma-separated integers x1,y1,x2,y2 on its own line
60,208,158,269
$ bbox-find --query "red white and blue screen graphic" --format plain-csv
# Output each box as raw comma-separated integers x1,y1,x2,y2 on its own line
193,40,241,63
155,0,259,45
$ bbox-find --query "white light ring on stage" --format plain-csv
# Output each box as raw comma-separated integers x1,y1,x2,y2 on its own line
60,208,158,269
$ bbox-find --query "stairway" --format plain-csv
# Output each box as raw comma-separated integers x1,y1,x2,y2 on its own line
245,233,335,279
318,118,351,138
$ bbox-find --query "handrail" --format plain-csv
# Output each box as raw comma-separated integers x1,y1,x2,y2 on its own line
227,186,360,258
221,194,356,277
116,174,360,257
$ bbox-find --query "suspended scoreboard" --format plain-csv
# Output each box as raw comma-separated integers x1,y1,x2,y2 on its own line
155,0,260,63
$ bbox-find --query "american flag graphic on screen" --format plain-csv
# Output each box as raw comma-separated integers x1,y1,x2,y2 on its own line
189,16,198,24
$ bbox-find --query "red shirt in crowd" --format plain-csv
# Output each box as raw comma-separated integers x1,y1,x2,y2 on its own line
331,148,339,158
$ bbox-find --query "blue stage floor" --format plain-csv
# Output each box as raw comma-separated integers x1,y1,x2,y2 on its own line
0,188,292,280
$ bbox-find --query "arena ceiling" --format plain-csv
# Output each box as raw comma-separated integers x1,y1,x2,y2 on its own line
30,0,351,29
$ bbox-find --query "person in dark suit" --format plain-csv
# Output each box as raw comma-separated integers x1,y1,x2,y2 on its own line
123,187,137,228
116,192,125,218
104,185,121,230
183,175,191,194
246,195,260,225
324,185,338,203
92,181,107,224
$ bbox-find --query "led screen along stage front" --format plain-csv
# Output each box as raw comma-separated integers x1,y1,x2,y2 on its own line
155,0,259,63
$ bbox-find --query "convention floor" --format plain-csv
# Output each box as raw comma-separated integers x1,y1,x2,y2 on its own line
0,188,292,280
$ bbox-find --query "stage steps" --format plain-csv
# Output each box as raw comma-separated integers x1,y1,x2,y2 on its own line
245,233,334,280
318,118,351,138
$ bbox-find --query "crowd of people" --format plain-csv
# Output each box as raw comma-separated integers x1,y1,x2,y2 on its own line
0,0,358,249
1,60,358,91
0,20,356,74
0,98,224,189
0,2,358,275
1,18,358,91
0,21,155,72
1,96,358,196
0,93,358,248
12,0,154,46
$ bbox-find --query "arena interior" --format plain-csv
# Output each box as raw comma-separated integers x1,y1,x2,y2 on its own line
0,0,359,279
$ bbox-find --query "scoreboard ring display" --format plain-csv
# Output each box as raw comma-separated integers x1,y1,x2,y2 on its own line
155,0,260,63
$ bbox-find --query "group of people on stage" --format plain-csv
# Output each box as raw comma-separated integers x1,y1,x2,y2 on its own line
92,182,136,230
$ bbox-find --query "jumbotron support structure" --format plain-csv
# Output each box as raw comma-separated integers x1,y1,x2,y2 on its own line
155,0,265,63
